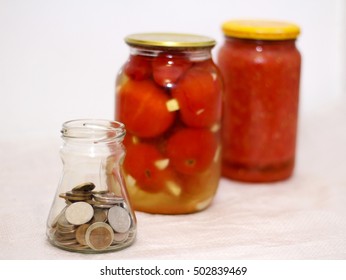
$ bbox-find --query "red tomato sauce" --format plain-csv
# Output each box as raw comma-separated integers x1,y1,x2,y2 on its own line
218,37,301,182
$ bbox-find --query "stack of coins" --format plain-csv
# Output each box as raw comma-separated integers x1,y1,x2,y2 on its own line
92,192,126,208
59,182,95,203
49,182,135,252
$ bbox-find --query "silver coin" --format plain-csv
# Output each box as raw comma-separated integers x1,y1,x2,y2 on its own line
112,232,129,243
107,206,131,233
56,224,77,233
87,200,114,209
65,202,94,225
57,211,75,229
91,190,108,195
93,192,123,203
51,207,67,228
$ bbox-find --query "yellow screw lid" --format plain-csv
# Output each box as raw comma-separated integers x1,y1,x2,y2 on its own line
125,33,216,48
222,19,300,40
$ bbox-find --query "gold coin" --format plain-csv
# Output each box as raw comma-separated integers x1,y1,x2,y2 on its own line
66,243,89,250
91,208,108,223
75,224,90,246
59,193,90,202
66,191,92,198
85,222,114,251
54,231,76,241
56,239,78,246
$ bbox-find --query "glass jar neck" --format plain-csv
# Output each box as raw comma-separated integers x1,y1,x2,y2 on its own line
60,119,126,157
61,119,125,145
129,45,212,61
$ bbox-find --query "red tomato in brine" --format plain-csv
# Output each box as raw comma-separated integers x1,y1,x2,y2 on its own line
116,79,175,138
166,128,217,175
152,53,191,87
124,55,152,80
172,66,222,128
124,143,172,192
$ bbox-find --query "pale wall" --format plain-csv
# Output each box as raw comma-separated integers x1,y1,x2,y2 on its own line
0,0,345,139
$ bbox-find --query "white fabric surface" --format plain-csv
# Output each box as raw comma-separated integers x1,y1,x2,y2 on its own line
1,103,345,260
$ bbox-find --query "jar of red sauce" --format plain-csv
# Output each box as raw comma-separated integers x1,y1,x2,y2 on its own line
217,20,301,182
115,33,223,214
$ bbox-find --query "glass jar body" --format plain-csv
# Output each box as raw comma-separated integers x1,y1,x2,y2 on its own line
218,37,301,182
115,45,223,214
46,120,136,253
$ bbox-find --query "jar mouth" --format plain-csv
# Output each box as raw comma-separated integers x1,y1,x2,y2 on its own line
61,119,126,143
125,33,216,48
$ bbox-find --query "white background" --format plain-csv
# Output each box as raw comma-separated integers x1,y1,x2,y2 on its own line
0,0,345,140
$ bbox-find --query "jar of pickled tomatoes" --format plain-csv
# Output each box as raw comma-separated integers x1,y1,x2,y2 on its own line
115,33,223,214
217,20,301,182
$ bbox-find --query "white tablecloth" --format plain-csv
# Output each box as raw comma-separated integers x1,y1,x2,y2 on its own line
1,103,345,260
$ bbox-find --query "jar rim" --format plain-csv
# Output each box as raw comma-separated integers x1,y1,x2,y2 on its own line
124,33,216,48
61,119,126,143
222,19,300,40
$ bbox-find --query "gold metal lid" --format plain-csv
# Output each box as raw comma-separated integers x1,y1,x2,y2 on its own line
124,33,216,48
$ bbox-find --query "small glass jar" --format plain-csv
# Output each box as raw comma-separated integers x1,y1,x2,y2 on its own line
46,119,136,253
217,20,301,182
115,33,223,214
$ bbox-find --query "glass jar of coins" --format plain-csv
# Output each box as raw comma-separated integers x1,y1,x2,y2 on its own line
46,119,137,253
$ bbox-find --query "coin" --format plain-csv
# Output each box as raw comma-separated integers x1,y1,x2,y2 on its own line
112,232,129,243
52,182,135,252
85,222,114,250
91,208,108,223
87,200,114,209
54,231,76,241
72,182,96,192
93,192,123,202
75,224,90,246
66,191,92,198
59,193,90,202
56,238,79,246
57,211,75,230
51,207,67,228
93,193,124,207
108,206,131,233
65,202,94,225
56,224,76,233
